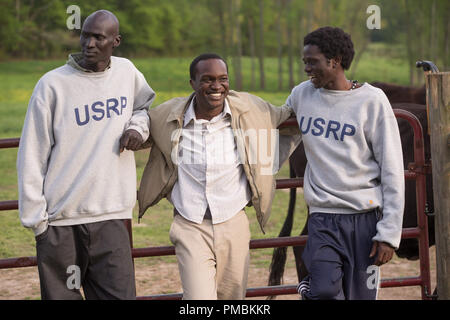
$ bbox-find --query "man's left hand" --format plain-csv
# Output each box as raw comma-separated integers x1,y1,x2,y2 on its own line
369,241,395,266
119,129,143,153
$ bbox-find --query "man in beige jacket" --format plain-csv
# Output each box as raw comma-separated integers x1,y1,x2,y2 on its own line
138,53,300,300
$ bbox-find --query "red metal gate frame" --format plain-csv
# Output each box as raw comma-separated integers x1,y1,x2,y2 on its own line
0,109,432,299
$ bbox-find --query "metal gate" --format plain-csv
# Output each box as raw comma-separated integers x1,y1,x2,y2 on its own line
0,109,432,299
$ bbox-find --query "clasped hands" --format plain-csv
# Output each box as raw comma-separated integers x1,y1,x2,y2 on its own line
119,129,144,153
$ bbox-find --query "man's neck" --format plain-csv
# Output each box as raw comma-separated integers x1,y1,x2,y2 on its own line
324,73,350,91
194,102,224,121
78,58,111,72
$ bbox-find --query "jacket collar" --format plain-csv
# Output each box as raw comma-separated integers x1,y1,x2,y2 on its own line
166,93,194,123
183,97,232,127
166,91,250,124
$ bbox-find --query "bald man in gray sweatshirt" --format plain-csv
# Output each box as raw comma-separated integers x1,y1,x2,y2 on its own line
17,10,155,299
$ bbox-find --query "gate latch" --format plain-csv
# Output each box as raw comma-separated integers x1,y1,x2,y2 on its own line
407,162,432,175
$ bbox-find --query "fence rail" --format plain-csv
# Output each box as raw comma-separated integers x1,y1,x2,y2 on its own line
0,111,432,299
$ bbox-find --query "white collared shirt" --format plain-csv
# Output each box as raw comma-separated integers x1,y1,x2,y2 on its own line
170,98,251,224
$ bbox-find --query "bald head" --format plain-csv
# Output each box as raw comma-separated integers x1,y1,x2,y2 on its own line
83,10,120,36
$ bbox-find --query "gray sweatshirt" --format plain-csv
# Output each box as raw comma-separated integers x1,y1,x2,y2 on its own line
286,81,405,249
17,55,155,236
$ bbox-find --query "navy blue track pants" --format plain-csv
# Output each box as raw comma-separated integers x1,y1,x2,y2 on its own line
301,210,381,300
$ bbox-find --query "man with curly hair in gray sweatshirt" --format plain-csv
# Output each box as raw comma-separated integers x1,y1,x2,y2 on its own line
288,27,404,300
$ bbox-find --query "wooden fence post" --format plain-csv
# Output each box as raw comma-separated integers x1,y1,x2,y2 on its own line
427,71,450,300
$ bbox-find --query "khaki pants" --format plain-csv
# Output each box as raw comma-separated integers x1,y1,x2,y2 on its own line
169,210,250,300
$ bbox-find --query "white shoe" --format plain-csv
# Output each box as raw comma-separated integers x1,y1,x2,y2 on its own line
296,276,311,300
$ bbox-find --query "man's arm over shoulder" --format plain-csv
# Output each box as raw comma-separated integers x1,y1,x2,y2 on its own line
237,91,301,172
239,91,297,129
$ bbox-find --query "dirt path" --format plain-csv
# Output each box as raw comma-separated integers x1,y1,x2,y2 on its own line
0,247,436,300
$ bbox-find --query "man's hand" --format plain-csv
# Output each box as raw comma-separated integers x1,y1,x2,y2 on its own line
369,241,395,266
119,129,143,153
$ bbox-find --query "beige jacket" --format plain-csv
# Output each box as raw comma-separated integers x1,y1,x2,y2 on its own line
137,90,301,233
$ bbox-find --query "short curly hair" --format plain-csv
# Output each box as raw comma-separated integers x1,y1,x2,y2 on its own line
304,26,355,70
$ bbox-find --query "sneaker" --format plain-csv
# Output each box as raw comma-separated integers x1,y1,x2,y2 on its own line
296,276,311,299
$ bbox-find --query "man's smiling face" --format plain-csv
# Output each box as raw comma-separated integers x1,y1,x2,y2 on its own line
190,59,229,114
303,44,338,89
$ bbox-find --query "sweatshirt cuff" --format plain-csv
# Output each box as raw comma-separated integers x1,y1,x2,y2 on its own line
372,234,400,251
125,125,149,142
33,220,49,237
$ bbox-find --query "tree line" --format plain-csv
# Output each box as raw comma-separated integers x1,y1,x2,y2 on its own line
0,0,448,87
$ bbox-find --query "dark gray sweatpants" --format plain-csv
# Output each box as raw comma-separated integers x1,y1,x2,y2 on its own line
301,210,380,300
35,219,136,300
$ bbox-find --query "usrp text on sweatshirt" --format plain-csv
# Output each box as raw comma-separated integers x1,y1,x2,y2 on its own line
17,55,155,236
286,81,405,249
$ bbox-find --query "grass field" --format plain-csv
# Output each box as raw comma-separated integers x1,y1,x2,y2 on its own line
0,43,410,264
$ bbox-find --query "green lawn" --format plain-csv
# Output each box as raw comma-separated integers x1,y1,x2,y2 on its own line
0,43,410,264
